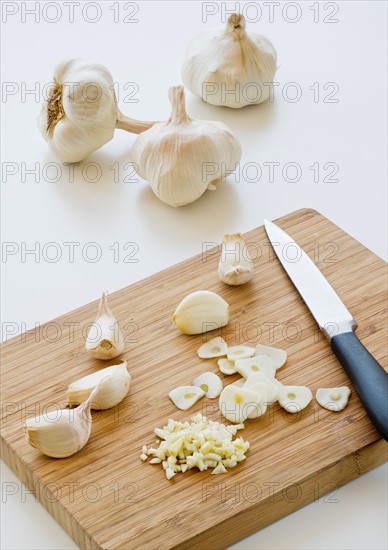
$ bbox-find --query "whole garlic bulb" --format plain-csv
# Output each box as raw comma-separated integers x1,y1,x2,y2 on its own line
130,85,242,207
218,232,254,285
182,14,277,108
38,58,156,163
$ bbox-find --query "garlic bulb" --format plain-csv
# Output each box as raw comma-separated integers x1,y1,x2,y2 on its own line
173,290,229,335
67,361,131,410
182,13,277,108
25,383,100,458
130,85,242,207
86,292,124,360
38,58,156,163
218,233,254,286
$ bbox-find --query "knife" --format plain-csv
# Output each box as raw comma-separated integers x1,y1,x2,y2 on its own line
264,219,388,441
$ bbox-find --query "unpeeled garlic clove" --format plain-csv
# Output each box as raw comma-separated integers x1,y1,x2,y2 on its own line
173,291,229,335
218,233,254,286
193,372,223,398
198,337,228,358
66,361,131,410
168,386,205,410
316,387,351,412
277,385,313,413
86,292,124,360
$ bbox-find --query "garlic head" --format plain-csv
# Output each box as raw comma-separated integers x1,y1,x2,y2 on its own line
86,292,124,360
218,232,254,286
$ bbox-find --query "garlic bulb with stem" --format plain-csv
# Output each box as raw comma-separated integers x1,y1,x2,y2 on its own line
38,58,157,163
86,292,124,360
130,85,242,207
218,232,254,285
182,13,277,108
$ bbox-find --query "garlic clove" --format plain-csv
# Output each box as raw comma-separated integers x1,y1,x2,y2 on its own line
227,345,255,361
218,233,254,286
219,384,261,423
193,372,223,398
86,293,124,360
198,337,228,358
316,387,351,412
235,355,277,379
278,385,313,413
244,372,279,404
173,291,229,335
66,361,131,410
254,344,287,369
168,386,205,410
218,358,236,375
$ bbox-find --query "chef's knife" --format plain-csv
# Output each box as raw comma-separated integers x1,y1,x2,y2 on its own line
264,219,388,441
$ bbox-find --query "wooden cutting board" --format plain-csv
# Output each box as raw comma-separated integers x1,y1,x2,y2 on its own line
1,209,387,550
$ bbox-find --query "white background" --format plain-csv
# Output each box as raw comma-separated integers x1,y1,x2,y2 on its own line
1,1,387,549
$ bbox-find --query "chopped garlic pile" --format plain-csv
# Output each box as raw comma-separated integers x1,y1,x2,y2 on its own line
141,413,249,479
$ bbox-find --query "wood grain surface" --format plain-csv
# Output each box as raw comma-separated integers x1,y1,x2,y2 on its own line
1,209,387,550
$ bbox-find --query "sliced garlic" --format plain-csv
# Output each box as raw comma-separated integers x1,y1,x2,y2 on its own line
168,386,205,410
193,372,223,398
231,378,246,388
198,337,228,358
173,291,229,335
218,358,236,375
218,233,254,286
255,344,287,369
243,382,268,419
130,86,242,207
316,387,351,412
227,345,255,361
244,372,279,404
278,385,313,413
235,355,276,379
85,293,124,360
219,384,261,423
66,361,131,410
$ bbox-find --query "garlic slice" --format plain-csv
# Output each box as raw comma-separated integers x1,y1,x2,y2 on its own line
218,358,236,375
255,344,287,369
85,292,124,360
218,233,254,286
244,372,279,404
66,361,131,410
227,345,255,361
231,378,246,388
182,13,277,108
219,384,261,423
277,385,313,413
130,86,242,207
193,372,223,398
235,355,276,379
168,386,205,410
173,291,229,335
198,337,228,358
243,382,268,419
316,387,351,412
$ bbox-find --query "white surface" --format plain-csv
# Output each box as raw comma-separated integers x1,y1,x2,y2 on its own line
1,1,387,549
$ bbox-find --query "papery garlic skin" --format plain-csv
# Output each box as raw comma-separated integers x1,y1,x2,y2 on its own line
182,13,277,108
67,361,131,410
86,293,124,360
218,232,254,286
130,86,242,207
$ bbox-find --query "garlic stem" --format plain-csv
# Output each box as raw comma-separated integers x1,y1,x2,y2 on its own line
168,86,191,125
116,110,158,134
225,13,246,36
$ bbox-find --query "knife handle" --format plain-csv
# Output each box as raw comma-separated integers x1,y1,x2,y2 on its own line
331,332,388,441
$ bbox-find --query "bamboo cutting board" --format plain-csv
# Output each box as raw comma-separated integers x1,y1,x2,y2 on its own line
1,209,387,550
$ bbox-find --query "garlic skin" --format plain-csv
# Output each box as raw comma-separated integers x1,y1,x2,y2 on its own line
67,361,131,410
173,290,229,335
38,58,156,163
130,86,242,207
218,233,254,286
86,293,124,360
182,13,277,108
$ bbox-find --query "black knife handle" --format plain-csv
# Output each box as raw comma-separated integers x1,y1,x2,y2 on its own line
331,332,388,441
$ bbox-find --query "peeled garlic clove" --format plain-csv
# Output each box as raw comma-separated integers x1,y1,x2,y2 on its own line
316,387,351,412
198,337,228,358
173,291,229,335
244,372,279,404
227,345,255,361
218,358,236,375
218,233,254,286
278,385,313,413
235,355,277,379
66,361,131,410
243,382,268,418
86,292,124,360
193,372,223,398
168,386,205,410
255,344,287,369
182,13,277,109
130,86,242,207
219,384,261,423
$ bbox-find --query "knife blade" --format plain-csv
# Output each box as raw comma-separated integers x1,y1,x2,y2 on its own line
264,219,388,441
